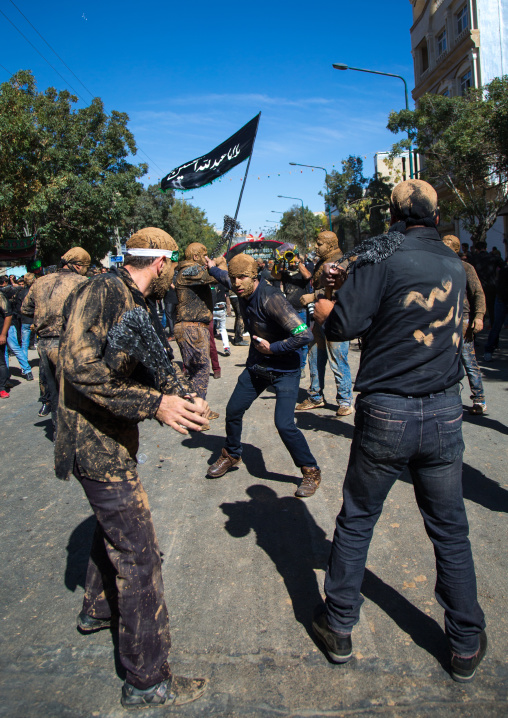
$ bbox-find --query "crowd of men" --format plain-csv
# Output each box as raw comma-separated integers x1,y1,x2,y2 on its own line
1,178,505,709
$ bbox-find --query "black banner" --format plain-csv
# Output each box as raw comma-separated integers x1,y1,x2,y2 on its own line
161,113,260,191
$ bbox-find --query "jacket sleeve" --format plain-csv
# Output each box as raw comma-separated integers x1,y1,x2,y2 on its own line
21,283,36,318
208,265,232,290
264,291,313,353
466,264,486,320
59,280,162,421
324,261,388,341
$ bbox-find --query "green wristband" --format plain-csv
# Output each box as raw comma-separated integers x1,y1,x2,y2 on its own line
291,323,308,336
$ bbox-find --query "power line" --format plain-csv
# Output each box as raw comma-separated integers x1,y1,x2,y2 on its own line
0,62,14,76
8,0,95,99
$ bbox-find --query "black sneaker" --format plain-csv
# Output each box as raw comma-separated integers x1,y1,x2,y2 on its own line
38,403,51,417
77,611,114,633
121,675,208,710
24,371,34,381
451,630,487,683
312,605,353,663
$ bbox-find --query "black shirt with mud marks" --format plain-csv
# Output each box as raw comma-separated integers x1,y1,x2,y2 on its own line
324,226,466,396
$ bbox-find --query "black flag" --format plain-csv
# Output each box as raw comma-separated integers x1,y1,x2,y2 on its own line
161,113,260,191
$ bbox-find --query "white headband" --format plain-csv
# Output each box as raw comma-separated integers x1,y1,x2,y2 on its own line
126,248,175,258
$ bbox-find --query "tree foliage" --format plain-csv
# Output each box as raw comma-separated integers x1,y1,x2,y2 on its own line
277,205,325,252
387,76,508,245
0,70,146,263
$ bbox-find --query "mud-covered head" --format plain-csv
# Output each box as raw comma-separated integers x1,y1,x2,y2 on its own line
125,227,179,300
315,231,339,260
442,234,461,254
61,247,91,275
228,253,258,298
390,180,438,229
185,242,208,264
215,256,228,271
23,272,36,288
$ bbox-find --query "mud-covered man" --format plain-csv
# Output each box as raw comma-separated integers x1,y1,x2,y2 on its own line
22,247,91,431
297,231,353,416
174,242,215,401
56,228,209,710
205,253,322,497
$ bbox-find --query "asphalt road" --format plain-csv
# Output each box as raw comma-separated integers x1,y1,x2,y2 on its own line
1,324,507,717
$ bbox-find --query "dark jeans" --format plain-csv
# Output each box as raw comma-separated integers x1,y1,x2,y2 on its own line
225,367,317,468
324,388,485,656
485,297,508,353
461,340,485,402
230,296,245,343
37,337,59,431
0,339,8,391
77,470,171,690
208,320,220,373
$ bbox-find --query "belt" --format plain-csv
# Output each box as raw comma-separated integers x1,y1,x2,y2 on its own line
406,384,461,399
176,321,208,327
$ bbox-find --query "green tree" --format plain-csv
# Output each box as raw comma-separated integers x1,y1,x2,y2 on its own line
387,76,508,245
278,205,325,252
0,70,146,263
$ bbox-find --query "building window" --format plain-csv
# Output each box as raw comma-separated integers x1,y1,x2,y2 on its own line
421,41,429,72
437,29,447,56
456,5,468,35
460,70,472,95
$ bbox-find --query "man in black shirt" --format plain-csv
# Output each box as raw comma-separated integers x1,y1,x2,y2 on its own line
205,253,321,497
311,180,486,683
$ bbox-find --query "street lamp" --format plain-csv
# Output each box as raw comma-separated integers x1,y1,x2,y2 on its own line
333,63,414,180
289,162,333,230
277,195,307,248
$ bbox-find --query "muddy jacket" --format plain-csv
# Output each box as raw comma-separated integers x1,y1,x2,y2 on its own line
174,261,214,324
21,269,88,337
209,267,312,372
0,292,12,334
55,268,190,482
462,261,485,332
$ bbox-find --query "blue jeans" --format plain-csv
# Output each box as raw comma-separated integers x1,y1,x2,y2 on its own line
324,388,485,656
485,297,508,353
461,340,484,402
6,324,31,375
225,367,317,468
308,322,352,406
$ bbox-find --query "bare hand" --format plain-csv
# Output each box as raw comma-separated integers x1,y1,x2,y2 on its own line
300,293,315,307
155,394,210,435
0,334,6,346
252,336,273,354
322,263,347,290
313,298,335,325
205,256,216,269
472,317,483,333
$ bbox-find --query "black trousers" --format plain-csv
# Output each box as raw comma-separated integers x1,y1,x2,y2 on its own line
0,340,8,391
37,337,59,429
230,296,245,343
77,470,171,689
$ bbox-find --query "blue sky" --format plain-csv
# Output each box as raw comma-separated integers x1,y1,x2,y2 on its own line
1,0,415,236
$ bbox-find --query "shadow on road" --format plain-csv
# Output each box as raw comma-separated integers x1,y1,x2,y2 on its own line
65,515,96,591
294,409,355,440
462,462,508,513
462,410,508,436
34,418,54,442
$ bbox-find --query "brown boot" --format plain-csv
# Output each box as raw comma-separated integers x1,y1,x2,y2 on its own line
207,448,242,478
295,466,321,498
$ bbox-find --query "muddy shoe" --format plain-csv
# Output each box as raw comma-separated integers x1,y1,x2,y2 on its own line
295,397,325,411
295,466,321,498
77,611,115,633
121,675,208,710
468,402,487,415
207,447,242,478
451,631,487,683
336,405,354,417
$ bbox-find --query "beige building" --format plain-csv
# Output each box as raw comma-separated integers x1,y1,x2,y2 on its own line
409,0,508,251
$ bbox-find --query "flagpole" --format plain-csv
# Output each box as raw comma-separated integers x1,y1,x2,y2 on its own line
228,112,261,253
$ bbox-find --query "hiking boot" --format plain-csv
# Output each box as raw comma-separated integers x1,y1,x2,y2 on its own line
38,403,51,417
23,371,34,381
207,448,242,478
295,397,325,411
336,405,354,417
312,605,353,663
469,402,487,415
121,675,208,710
77,611,114,633
451,630,487,683
295,466,322,498
208,411,220,421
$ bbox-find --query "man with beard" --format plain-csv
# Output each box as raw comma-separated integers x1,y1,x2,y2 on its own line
56,228,209,710
296,231,353,416
174,242,216,405
205,253,322,498
22,247,91,432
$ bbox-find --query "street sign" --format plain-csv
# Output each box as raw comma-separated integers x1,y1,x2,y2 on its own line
110,255,123,262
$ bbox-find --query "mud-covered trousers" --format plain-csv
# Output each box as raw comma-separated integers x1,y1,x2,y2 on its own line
174,321,210,399
37,337,60,432
76,468,171,690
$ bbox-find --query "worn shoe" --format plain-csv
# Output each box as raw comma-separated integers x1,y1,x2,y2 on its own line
0,390,9,399
38,403,51,417
483,351,493,361
451,631,487,683
232,339,249,346
295,397,325,411
224,347,231,356
336,405,354,417
469,402,487,415
295,466,322,498
207,448,242,478
121,675,208,710
77,611,114,633
312,605,353,663
23,371,34,381
208,411,220,421
213,369,221,379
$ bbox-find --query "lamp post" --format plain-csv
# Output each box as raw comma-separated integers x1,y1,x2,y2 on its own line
277,195,307,248
333,63,414,180
289,162,333,230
